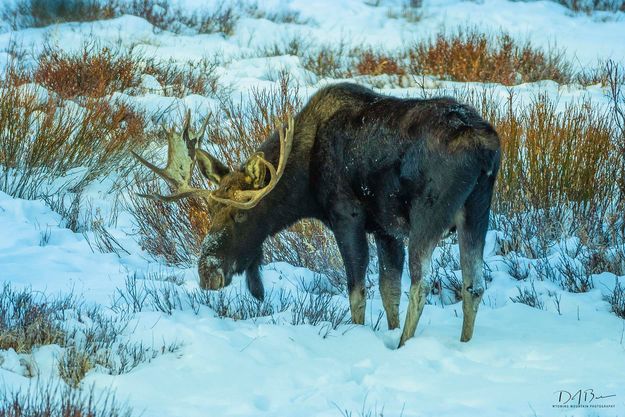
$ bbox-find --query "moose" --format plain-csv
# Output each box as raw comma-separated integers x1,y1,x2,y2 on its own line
133,83,500,347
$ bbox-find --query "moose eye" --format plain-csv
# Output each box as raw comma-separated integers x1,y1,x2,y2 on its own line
233,211,247,223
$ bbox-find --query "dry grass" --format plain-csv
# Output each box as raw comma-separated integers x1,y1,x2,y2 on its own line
410,29,572,85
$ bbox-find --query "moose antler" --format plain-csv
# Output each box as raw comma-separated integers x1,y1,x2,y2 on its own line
131,110,212,202
133,112,294,209
210,115,294,209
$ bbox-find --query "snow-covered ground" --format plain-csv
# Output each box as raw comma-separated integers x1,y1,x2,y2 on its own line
1,1,625,416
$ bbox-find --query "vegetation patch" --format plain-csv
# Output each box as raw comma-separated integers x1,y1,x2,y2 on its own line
0,283,179,388
1,382,133,417
0,283,72,352
2,0,238,35
553,0,625,13
0,67,149,199
35,44,137,99
606,280,625,319
409,29,572,85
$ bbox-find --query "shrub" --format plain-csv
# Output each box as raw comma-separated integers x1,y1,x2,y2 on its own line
58,346,94,388
409,29,572,85
0,62,149,199
0,282,179,387
2,0,115,29
557,254,594,293
496,93,613,210
35,44,137,99
126,180,207,266
2,0,239,35
554,0,625,13
112,272,280,322
434,85,622,252
302,44,350,79
245,3,312,25
386,0,423,23
489,92,618,246
143,56,221,98
355,51,406,77
510,281,545,310
117,0,238,35
290,279,349,330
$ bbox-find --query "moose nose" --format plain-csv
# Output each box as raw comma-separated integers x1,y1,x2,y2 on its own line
198,255,226,290
198,266,226,290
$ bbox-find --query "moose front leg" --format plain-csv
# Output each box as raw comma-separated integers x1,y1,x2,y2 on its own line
331,203,369,326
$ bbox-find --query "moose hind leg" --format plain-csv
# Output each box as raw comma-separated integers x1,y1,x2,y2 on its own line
375,233,404,330
399,197,462,348
398,236,436,347
458,173,495,342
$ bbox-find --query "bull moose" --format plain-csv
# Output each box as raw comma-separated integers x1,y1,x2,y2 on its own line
133,83,500,347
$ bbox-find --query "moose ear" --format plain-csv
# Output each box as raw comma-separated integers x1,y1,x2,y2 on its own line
244,152,267,189
195,149,230,184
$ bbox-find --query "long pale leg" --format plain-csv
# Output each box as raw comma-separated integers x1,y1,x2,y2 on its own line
331,204,369,325
375,234,405,330
398,236,436,347
458,173,495,342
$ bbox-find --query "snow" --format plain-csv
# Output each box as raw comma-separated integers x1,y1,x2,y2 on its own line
1,0,625,416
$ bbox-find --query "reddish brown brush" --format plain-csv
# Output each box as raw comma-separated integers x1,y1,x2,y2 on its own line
355,51,406,76
35,44,137,99
410,30,571,85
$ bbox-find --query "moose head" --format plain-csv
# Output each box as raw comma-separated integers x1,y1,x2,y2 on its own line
132,111,294,300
